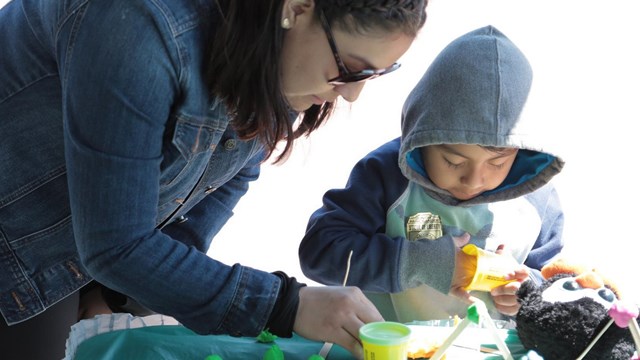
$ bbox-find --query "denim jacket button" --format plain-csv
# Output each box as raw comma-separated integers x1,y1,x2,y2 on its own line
223,139,236,150
204,186,216,195
174,215,188,224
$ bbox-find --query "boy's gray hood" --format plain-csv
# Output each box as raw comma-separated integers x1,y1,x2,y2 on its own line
399,25,564,206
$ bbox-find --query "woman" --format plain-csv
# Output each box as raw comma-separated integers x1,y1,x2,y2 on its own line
0,0,427,358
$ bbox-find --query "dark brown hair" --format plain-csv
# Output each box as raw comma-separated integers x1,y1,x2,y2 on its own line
207,0,428,162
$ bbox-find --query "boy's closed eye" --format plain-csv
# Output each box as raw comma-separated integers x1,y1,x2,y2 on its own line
443,157,506,170
443,156,464,169
443,156,508,170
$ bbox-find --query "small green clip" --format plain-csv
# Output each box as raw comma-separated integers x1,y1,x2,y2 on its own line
467,303,480,324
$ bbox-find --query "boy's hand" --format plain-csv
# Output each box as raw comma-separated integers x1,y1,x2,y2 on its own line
449,233,475,303
489,246,529,315
450,242,530,314
490,276,526,316
450,247,475,293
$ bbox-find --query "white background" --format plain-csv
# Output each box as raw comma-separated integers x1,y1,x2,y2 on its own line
212,0,640,303
3,0,638,302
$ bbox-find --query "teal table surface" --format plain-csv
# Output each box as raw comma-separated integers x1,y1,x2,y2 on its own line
72,324,532,360
74,325,353,360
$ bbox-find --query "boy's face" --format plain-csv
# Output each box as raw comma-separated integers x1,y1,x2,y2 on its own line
421,144,518,201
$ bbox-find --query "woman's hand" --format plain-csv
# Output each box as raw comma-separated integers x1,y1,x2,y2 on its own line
293,286,384,359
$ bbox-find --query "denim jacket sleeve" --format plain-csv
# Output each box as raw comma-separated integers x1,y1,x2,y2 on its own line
58,0,280,335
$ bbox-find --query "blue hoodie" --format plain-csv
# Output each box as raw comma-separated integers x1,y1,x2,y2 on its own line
299,26,565,321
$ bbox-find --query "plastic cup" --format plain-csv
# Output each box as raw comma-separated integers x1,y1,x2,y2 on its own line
462,244,519,292
359,321,412,360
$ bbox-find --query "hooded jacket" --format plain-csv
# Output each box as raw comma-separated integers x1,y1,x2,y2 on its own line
299,26,565,321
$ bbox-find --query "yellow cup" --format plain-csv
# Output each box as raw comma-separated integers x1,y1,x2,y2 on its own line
359,321,412,360
462,244,519,292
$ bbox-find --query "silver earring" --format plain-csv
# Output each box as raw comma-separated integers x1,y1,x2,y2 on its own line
282,18,291,29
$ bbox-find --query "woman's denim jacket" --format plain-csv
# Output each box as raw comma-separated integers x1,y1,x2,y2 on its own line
0,0,283,336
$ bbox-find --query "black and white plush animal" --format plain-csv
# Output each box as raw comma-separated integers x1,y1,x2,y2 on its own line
515,259,638,360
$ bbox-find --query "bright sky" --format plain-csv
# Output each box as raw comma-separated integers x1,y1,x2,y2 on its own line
2,0,638,303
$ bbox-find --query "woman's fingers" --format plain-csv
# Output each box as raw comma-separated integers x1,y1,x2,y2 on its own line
294,286,383,359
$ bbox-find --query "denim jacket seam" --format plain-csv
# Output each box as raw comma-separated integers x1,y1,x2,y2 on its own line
149,0,202,37
52,0,91,42
11,215,73,246
58,1,89,89
262,275,281,329
0,165,66,208
220,266,247,334
148,0,207,89
0,73,58,105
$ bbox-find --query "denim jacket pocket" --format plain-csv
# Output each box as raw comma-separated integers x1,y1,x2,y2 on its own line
159,114,225,188
173,116,220,157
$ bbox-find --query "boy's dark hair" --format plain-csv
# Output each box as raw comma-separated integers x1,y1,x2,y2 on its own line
207,0,428,162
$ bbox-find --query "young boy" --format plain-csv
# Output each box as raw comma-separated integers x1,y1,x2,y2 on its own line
298,25,565,322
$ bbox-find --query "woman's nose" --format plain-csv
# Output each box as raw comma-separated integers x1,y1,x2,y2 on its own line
333,81,366,103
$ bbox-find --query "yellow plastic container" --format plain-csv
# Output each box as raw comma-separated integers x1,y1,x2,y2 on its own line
462,244,518,292
359,321,412,360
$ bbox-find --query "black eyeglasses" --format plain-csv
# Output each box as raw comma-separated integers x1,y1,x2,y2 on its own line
319,10,401,85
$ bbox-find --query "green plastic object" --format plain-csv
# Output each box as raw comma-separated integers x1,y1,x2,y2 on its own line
204,355,223,360
257,330,278,343
467,303,480,324
263,344,284,360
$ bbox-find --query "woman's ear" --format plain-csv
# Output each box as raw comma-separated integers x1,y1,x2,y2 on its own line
281,0,314,29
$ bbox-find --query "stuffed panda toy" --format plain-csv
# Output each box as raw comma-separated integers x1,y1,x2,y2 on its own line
516,259,638,360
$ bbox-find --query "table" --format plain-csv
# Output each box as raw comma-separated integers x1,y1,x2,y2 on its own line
66,314,533,360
